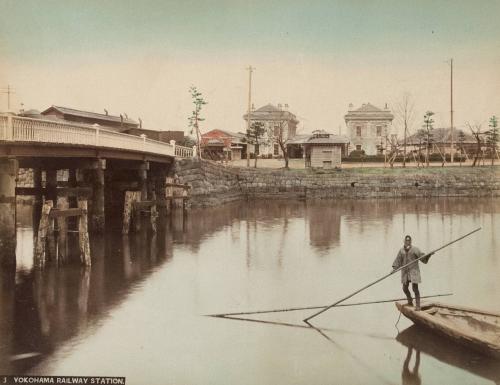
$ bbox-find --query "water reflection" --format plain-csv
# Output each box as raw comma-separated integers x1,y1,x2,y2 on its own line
1,215,177,374
307,204,341,253
1,197,499,383
397,325,500,384
402,347,421,385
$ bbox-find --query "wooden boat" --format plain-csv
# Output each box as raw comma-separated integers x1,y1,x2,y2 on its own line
395,302,500,360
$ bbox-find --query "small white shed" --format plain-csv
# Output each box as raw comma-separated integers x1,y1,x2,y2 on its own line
305,131,349,169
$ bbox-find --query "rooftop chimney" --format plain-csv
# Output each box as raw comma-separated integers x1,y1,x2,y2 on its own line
139,118,142,129
104,109,108,115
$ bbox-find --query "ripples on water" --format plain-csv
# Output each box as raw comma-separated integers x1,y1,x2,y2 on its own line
1,198,499,385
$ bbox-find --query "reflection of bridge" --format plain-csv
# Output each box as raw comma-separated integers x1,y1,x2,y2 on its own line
0,114,195,265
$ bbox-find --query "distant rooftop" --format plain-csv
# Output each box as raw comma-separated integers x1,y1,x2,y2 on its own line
243,103,299,124
407,127,476,144
288,131,349,145
344,103,394,121
41,105,138,125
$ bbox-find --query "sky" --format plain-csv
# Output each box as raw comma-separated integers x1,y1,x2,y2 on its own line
1,0,499,136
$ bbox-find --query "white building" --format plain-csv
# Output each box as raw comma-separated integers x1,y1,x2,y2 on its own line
243,104,299,157
344,103,394,155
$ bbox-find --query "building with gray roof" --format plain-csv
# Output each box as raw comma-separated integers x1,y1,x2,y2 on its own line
41,106,139,132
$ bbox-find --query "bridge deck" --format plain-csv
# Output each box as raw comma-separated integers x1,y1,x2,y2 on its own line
0,114,193,162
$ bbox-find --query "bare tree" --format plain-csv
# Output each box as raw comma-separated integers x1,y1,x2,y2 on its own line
466,122,484,167
386,135,401,168
414,129,426,168
275,119,291,169
457,130,466,167
393,93,415,167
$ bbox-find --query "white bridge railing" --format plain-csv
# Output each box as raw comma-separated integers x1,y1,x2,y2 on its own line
0,114,194,158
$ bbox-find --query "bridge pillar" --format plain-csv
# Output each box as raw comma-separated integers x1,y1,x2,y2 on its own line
91,159,106,232
46,169,58,203
67,168,77,230
0,158,18,267
32,167,43,233
139,161,149,200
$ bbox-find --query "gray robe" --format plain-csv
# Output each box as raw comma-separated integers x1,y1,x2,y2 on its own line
392,246,428,284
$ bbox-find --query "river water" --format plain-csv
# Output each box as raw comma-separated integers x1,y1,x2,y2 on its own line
1,198,499,385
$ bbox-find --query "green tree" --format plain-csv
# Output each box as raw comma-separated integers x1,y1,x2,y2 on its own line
243,121,267,168
422,111,435,167
485,116,498,166
188,86,207,158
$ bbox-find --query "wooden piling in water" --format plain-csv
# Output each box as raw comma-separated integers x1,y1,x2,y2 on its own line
165,177,174,213
91,159,106,232
56,197,69,264
0,158,18,267
32,168,43,233
35,200,53,268
139,162,149,201
78,199,91,267
122,191,142,234
46,170,58,203
155,170,167,224
46,211,57,264
150,191,158,233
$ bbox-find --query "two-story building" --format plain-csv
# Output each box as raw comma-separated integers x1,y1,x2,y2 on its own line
242,104,299,157
344,103,394,155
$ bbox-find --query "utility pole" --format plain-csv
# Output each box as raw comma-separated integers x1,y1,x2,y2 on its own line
1,85,15,111
246,66,254,167
450,58,454,163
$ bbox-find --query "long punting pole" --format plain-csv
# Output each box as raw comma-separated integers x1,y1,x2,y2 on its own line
207,293,452,318
303,227,481,323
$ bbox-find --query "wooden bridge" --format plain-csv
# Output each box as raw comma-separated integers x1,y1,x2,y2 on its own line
0,113,194,266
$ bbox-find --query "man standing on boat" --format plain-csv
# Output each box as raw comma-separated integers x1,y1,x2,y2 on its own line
392,235,432,311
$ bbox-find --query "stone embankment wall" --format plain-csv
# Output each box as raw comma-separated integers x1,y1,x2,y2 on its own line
174,159,243,207
175,159,500,207
14,161,500,207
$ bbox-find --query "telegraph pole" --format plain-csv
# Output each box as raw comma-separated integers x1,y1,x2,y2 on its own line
1,85,15,111
246,66,254,167
450,58,454,163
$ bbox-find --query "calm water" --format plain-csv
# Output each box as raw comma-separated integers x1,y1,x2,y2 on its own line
1,198,499,385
